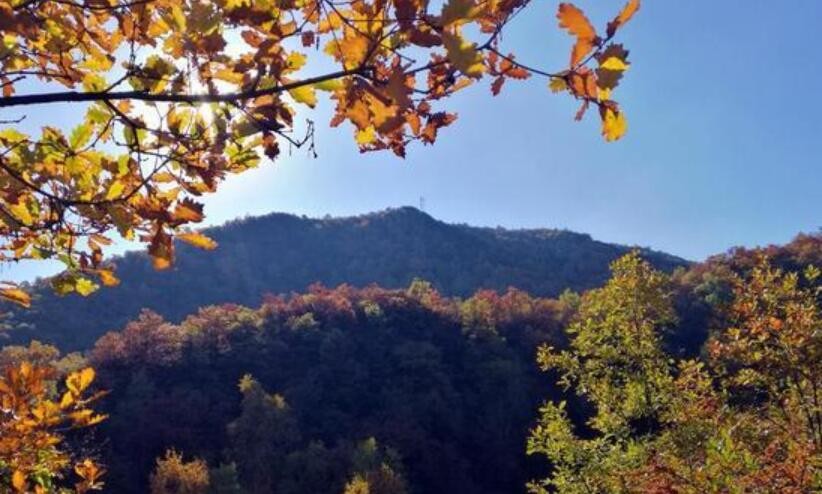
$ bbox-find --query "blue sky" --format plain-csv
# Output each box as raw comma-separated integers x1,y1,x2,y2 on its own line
2,1,820,281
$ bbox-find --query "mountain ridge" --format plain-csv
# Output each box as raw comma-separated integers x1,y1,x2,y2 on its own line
1,207,689,350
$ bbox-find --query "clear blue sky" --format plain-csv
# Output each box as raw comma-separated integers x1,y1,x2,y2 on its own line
2,1,820,282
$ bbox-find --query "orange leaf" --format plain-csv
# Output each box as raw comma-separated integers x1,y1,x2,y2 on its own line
12,470,26,492
173,199,205,223
149,228,174,270
607,0,640,37
557,3,596,40
97,269,120,287
557,4,598,66
571,38,595,67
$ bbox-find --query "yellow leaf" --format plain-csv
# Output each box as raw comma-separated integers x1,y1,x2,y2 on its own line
549,78,567,93
355,126,376,145
60,390,75,408
82,73,107,92
599,56,629,71
76,278,99,296
323,36,369,69
289,85,317,107
442,31,484,78
598,87,611,101
285,52,307,72
1,287,31,307
9,200,33,225
105,180,126,201
601,108,627,141
315,79,344,92
225,0,252,11
213,68,245,84
177,232,218,250
170,4,187,30
78,367,95,391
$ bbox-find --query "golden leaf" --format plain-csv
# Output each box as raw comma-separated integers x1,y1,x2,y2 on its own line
11,470,26,492
1,287,31,308
599,57,629,71
442,31,484,78
601,108,627,141
549,78,568,93
177,232,218,250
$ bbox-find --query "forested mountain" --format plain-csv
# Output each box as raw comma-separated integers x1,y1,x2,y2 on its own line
0,234,817,493
0,207,687,351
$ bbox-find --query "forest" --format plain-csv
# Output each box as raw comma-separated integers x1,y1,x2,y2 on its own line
1,231,819,492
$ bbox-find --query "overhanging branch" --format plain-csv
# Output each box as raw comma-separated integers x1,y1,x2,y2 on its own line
0,67,369,108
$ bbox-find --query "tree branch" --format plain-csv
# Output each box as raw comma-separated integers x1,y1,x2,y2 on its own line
0,67,369,108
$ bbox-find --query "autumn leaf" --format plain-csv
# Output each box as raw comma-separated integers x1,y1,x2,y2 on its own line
601,107,627,141
600,57,629,71
66,367,96,395
177,232,218,250
442,31,485,78
607,0,641,37
549,77,568,93
289,85,318,107
173,199,205,223
1,286,31,307
356,126,377,145
11,470,26,492
557,3,598,66
149,229,174,270
596,44,630,90
97,269,120,287
75,277,99,296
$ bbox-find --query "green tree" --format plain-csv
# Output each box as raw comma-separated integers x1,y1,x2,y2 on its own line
527,252,675,493
227,374,300,494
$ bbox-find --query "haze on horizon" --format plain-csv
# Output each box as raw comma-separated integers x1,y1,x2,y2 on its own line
2,1,820,283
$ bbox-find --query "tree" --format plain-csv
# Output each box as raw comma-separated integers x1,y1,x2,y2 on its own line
149,449,210,494
226,374,300,494
526,252,676,493
527,254,822,493
0,362,106,493
0,0,641,304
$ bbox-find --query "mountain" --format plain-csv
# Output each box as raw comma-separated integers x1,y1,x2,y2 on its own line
0,207,688,350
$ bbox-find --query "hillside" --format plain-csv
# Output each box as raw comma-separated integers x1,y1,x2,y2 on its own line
0,207,687,350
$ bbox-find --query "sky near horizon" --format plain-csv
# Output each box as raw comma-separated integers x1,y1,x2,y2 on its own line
1,1,821,282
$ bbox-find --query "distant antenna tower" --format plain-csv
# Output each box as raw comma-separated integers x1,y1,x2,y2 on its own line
419,196,426,212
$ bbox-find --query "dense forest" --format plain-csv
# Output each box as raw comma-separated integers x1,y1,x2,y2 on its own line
1,231,817,493
0,208,686,351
